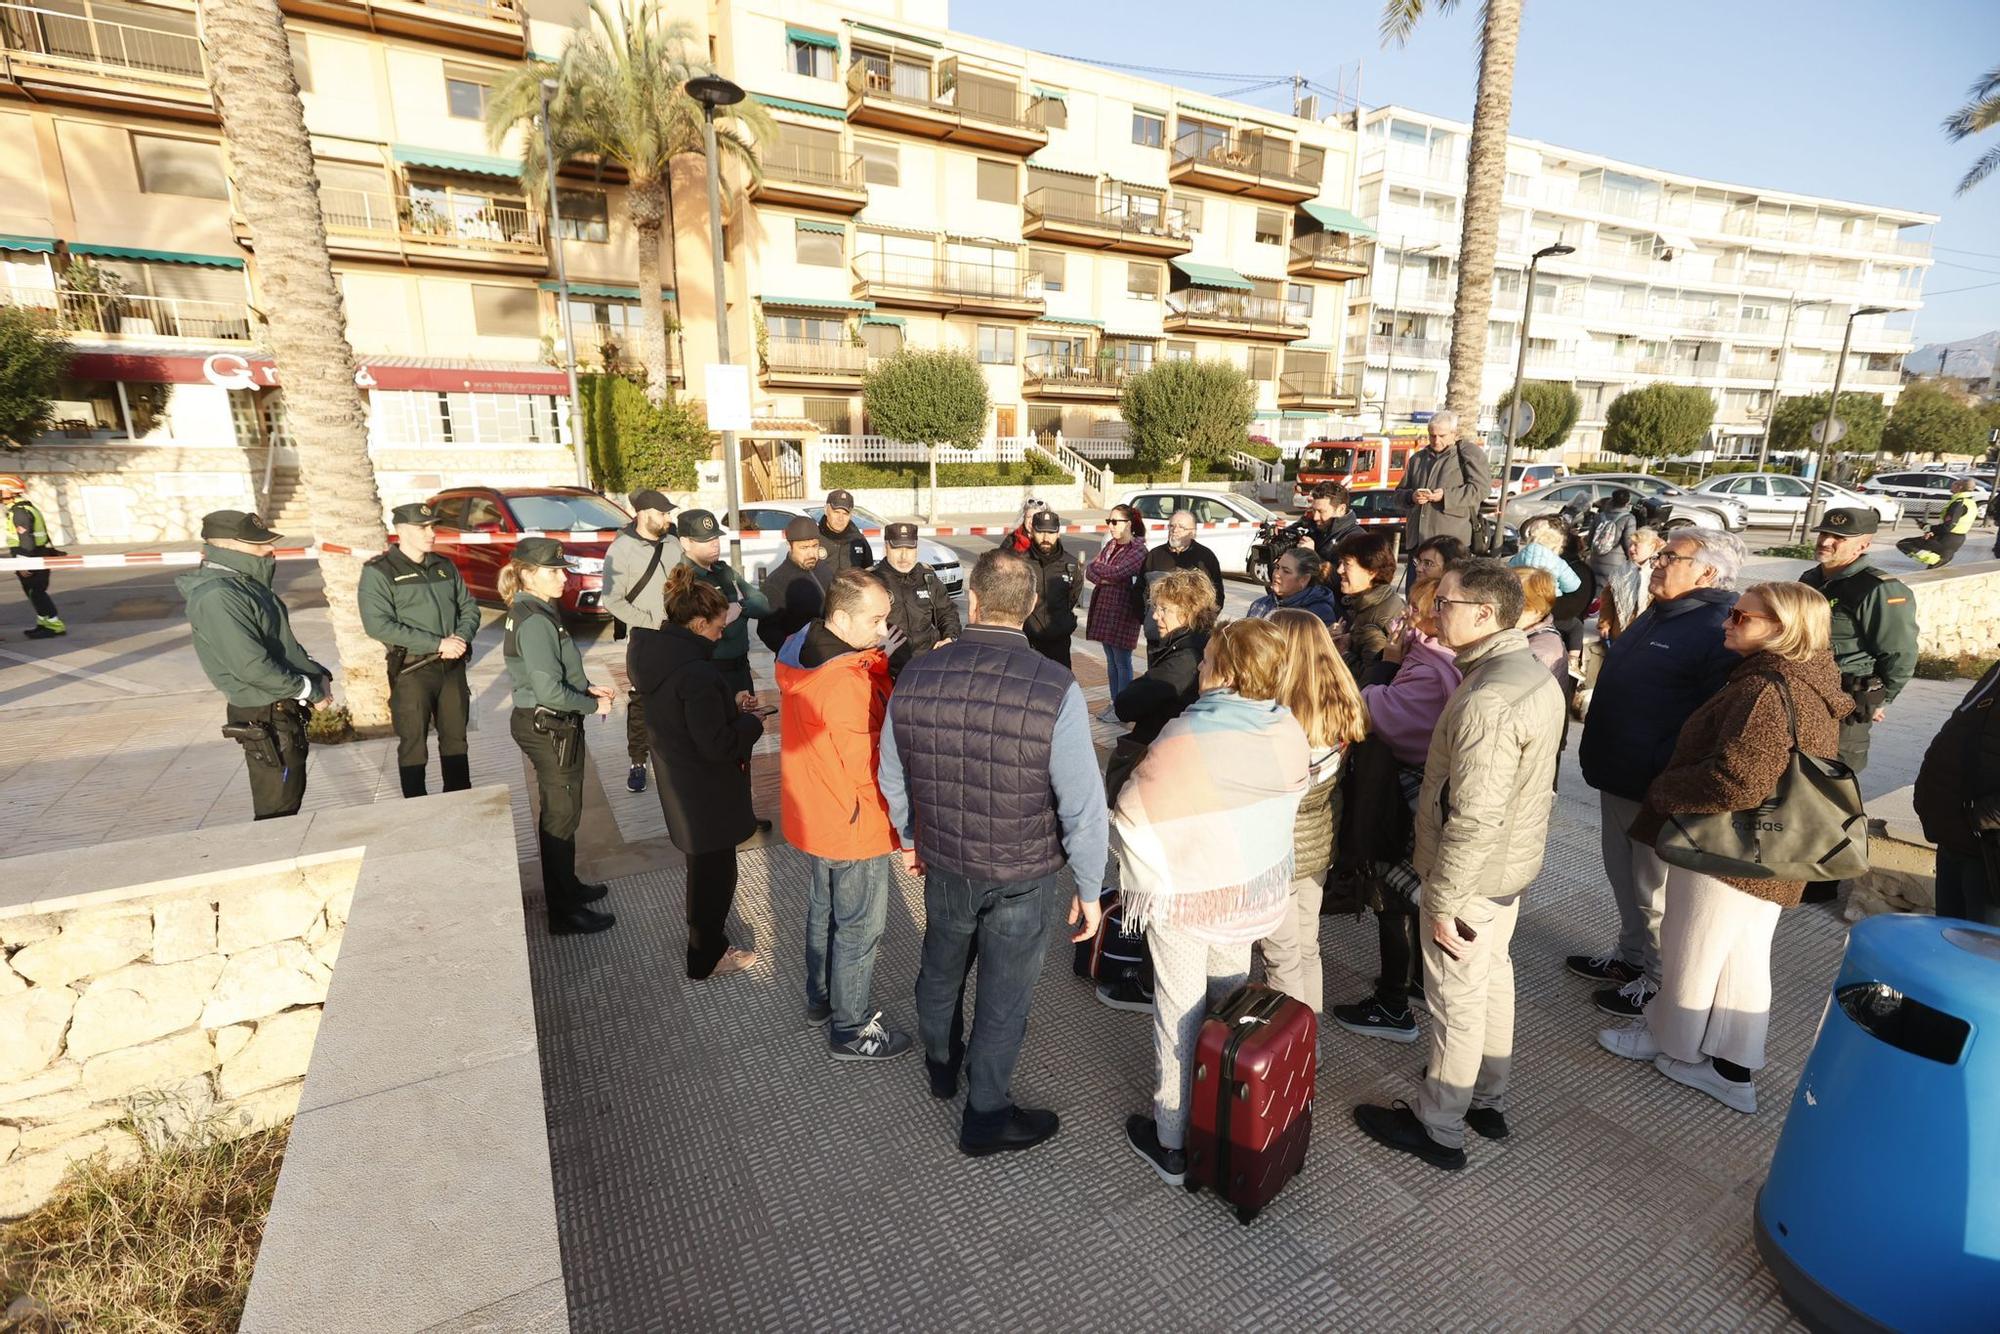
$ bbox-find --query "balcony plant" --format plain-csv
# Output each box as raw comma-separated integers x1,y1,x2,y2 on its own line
0,305,73,451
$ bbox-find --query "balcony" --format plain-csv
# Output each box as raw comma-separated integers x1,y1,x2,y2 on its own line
1021,353,1126,401
850,251,1042,317
1276,369,1354,411
1635,356,1715,377
2,283,256,342
843,60,1046,156
1724,358,1778,379
1352,333,1450,363
760,336,868,389
1168,129,1322,204
1287,233,1369,282
277,0,523,56
320,187,545,271
0,1,213,119
751,146,867,215
1163,289,1305,342
1846,367,1904,387
1021,187,1191,257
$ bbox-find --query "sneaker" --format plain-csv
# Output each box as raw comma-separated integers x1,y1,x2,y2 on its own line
1653,1054,1757,1114
1095,706,1121,725
1465,1107,1510,1141
549,904,615,936
1594,976,1658,1018
804,1001,832,1028
626,764,648,793
1095,977,1155,1013
958,1105,1060,1158
1566,952,1642,985
830,1012,913,1062
22,625,63,640
1124,1114,1187,1186
1598,1022,1662,1061
1353,1101,1465,1171
702,947,757,979
1331,998,1420,1043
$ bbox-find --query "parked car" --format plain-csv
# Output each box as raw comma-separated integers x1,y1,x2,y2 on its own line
1688,473,1902,526
1500,474,1746,533
1487,462,1571,501
1861,470,1991,521
427,486,628,619
1123,488,1278,581
737,501,962,595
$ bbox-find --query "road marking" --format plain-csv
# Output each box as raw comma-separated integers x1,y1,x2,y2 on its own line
0,648,159,696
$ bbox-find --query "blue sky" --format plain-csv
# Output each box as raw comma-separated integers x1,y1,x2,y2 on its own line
953,0,2000,345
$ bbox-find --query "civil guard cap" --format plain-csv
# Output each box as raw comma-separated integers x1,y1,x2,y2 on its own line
390,501,439,527
201,510,282,544
1813,507,1879,538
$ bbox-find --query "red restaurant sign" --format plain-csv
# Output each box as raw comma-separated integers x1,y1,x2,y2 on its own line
65,351,571,395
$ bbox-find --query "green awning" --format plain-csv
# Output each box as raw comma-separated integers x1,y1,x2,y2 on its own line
1176,103,1236,123
1253,410,1282,420
785,25,838,50
846,19,941,47
539,281,674,301
1169,258,1252,292
1038,315,1104,327
859,314,905,327
752,92,845,121
392,146,522,178
759,294,875,311
0,235,56,254
1032,86,1068,102
794,219,846,235
68,243,244,269
1299,202,1376,238
1283,411,1326,420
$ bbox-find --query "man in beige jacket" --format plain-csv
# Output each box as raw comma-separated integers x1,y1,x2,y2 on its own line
1354,557,1565,1170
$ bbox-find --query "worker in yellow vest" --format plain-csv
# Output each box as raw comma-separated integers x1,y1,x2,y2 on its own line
0,475,65,638
1896,476,1979,569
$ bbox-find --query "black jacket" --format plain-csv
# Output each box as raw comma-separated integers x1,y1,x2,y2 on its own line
1914,664,2000,857
875,559,962,677
819,516,873,578
1141,541,1225,632
1298,512,1358,563
630,622,763,855
758,556,829,653
1021,539,1084,648
1579,587,1738,802
1113,627,1208,745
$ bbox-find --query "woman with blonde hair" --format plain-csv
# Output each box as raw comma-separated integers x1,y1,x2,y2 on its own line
1259,609,1368,1011
1116,618,1310,1184
1599,582,1850,1114
1513,565,1571,687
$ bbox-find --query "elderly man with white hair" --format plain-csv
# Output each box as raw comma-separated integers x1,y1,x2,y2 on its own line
1569,528,1745,1019
1395,408,1491,578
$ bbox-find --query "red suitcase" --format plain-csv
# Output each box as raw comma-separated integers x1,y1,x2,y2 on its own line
1185,983,1316,1224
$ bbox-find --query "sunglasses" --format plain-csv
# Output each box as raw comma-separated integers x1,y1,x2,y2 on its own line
1725,607,1776,626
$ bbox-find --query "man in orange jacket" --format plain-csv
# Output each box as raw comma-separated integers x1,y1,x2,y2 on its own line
776,568,912,1061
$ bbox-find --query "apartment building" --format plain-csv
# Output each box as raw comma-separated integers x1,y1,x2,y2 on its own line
1340,105,1935,464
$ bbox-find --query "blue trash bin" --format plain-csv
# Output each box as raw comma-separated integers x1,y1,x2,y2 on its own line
1756,913,2000,1332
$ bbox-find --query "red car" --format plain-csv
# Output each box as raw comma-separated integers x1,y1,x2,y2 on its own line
425,486,629,619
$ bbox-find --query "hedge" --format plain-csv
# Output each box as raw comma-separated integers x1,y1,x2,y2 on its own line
821,458,1068,489
579,373,710,493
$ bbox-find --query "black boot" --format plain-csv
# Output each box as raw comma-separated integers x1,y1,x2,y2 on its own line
440,753,472,793
398,764,427,799
542,832,615,934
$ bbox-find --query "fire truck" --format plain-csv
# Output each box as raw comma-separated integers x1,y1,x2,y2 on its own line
1289,431,1427,510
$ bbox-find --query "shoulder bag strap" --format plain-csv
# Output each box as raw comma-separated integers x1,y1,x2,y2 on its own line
1762,672,1800,749
625,539,669,603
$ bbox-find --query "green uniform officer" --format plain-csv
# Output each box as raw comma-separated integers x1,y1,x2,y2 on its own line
1800,507,1919,776
675,509,771,699
177,510,330,820
502,537,616,936
359,501,482,798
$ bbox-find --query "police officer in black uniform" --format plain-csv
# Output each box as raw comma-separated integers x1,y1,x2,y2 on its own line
757,515,831,652
1021,508,1084,667
358,502,481,798
817,488,874,577
875,520,961,678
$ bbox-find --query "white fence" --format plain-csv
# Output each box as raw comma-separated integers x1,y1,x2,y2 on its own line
817,434,1140,470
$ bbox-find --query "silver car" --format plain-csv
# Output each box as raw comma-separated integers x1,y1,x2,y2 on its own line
736,502,962,594
1861,470,1990,522
1500,475,1745,532
1688,473,1902,526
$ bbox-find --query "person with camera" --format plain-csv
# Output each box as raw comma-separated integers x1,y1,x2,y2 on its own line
358,502,481,799
180,510,331,822
501,537,617,936
1296,481,1358,561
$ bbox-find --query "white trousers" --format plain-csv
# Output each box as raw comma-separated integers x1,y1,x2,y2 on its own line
1646,866,1781,1070
1146,923,1250,1151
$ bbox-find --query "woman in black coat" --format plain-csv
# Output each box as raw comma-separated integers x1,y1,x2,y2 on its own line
630,566,764,980
1111,567,1218,749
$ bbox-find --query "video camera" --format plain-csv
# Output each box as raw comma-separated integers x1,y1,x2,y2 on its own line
1248,518,1314,584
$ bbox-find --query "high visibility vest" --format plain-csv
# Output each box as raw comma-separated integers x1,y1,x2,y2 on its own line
5,500,50,552
1941,494,1977,537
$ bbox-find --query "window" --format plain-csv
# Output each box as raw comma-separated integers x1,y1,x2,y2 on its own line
1247,347,1276,381
1106,339,1154,375
134,135,229,200
292,36,311,93
1034,92,1068,130
470,284,538,338
1255,208,1284,245
795,222,843,267
1027,404,1064,439
767,314,843,342
444,67,491,120
788,32,836,80
802,396,851,433
567,297,642,362
1126,262,1160,301
1132,110,1165,148
557,189,609,242
1163,340,1196,362
1029,248,1064,293
856,139,899,187
977,325,1015,365
860,322,902,359
1505,171,1529,196
976,159,1015,204
1286,283,1313,319
1172,194,1202,231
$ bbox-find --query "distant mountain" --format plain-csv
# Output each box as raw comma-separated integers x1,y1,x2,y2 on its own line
1907,331,2000,379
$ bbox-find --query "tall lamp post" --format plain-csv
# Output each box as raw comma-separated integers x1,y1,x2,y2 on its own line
687,73,747,568
1802,303,1889,535
540,79,587,487
1492,242,1575,549
1752,296,1826,476
1377,240,1436,433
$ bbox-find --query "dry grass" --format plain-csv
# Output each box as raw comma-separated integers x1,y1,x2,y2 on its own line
0,1119,289,1333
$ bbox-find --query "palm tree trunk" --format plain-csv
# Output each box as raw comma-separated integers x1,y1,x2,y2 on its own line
1444,0,1521,432
628,176,671,405
197,0,389,725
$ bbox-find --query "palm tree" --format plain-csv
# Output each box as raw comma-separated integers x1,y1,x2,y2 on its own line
1944,63,2000,194
196,0,390,724
1381,0,1523,431
488,0,772,405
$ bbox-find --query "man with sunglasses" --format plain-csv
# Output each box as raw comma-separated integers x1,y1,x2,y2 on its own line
1571,529,1744,1019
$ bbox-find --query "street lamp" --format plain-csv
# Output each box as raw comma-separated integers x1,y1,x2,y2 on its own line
687,73,747,568
540,79,587,487
1492,242,1575,549
1802,303,1889,535
1752,295,1827,476
1377,240,1437,434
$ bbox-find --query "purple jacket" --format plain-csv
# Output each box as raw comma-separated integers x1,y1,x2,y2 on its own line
1360,630,1464,767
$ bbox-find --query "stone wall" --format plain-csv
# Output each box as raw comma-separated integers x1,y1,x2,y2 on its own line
1907,559,2000,662
0,854,359,1217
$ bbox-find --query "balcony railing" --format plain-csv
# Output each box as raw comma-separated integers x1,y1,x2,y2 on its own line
1165,288,1302,332
1725,359,1778,378
1170,128,1322,196
411,0,521,19
321,186,542,252
845,60,1045,134
0,1,206,90
762,144,866,194
763,336,868,378
1023,186,1190,247
1635,356,1714,377
1022,353,1126,394
1356,333,1449,361
1846,368,1904,387
1288,232,1369,274
851,252,1040,304
1276,369,1349,404
2,283,255,342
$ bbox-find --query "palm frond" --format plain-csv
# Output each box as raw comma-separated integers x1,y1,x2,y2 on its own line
1942,91,2000,143
1379,0,1456,47
1957,142,2000,196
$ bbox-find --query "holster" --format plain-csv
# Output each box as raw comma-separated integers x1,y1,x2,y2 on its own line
385,645,407,675
532,706,584,767
1840,673,1886,717
222,720,281,767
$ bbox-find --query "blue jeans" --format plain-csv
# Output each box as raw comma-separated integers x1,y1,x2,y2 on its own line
803,853,894,1039
1102,645,1134,701
915,866,1055,1130
1935,846,2000,927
